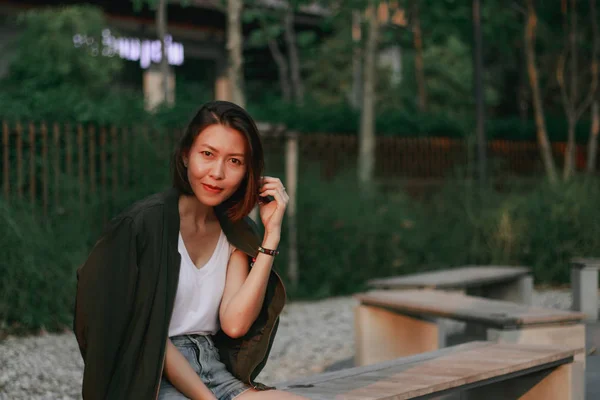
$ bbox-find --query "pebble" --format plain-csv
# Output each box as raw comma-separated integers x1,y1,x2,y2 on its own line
0,289,582,399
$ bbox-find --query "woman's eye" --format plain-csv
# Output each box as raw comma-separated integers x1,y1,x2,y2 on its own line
201,151,212,157
230,158,242,165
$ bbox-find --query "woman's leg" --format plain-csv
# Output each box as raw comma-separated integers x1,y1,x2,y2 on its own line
164,339,216,400
234,389,307,400
157,377,191,400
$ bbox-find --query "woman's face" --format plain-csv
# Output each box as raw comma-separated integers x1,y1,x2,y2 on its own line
184,124,248,207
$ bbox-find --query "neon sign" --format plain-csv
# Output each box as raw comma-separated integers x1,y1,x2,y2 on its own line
73,29,184,69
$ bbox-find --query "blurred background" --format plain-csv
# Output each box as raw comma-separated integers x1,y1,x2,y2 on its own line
1,0,600,334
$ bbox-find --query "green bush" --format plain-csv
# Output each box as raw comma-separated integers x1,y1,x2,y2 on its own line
2,158,600,332
279,173,600,299
0,198,89,333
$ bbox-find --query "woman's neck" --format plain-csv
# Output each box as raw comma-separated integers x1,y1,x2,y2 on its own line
178,194,216,231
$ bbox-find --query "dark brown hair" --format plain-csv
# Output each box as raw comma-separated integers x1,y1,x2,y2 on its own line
172,101,264,222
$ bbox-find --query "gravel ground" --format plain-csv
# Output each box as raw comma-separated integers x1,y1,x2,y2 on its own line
0,289,577,400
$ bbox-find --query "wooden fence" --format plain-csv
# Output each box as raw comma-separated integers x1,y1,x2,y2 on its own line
0,120,596,216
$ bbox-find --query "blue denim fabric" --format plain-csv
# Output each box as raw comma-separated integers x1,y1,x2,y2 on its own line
158,334,250,400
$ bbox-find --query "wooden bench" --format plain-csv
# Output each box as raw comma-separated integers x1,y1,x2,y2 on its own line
367,266,533,305
278,341,584,399
355,290,586,368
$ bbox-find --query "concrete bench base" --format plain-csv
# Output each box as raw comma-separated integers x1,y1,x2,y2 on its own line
571,258,600,321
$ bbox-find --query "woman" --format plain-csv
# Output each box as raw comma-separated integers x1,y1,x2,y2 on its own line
74,101,305,400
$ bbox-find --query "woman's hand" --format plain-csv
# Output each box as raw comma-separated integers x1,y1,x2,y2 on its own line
258,176,289,237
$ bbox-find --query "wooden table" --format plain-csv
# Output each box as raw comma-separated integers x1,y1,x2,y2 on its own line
278,341,584,400
367,266,533,305
355,289,586,368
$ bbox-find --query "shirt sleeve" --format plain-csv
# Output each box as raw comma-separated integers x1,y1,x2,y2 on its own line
73,216,140,399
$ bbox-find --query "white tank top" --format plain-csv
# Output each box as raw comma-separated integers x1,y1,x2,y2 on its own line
168,229,234,337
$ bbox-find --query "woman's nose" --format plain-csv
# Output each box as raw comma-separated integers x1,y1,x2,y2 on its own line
210,161,225,179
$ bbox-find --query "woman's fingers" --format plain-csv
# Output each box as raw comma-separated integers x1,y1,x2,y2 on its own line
259,188,288,206
260,182,286,193
261,176,281,184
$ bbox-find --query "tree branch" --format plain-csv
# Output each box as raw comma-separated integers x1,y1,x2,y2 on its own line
575,0,599,120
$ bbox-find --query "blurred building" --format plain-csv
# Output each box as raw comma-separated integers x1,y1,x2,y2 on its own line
0,0,325,107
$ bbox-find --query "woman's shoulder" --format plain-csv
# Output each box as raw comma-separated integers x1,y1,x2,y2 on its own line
109,188,178,231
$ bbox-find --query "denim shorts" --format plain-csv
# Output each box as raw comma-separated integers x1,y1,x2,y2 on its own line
158,334,251,400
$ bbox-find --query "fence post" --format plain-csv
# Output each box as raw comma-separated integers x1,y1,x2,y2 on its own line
16,122,23,200
77,124,84,213
100,126,107,222
29,122,36,210
41,122,48,218
89,125,96,197
122,127,129,189
285,131,299,291
53,123,60,210
111,126,118,197
2,121,9,202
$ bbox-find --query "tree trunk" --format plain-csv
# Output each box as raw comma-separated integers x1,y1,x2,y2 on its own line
227,0,245,107
268,38,292,102
358,2,379,187
260,19,291,102
156,0,170,105
588,100,599,173
565,119,577,178
472,0,486,185
284,6,304,104
587,0,599,174
412,0,427,112
563,0,579,180
525,0,558,183
351,10,362,110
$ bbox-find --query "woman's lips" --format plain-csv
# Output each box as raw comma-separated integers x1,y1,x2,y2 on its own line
201,183,223,194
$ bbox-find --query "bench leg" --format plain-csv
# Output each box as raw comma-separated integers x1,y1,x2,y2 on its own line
354,305,444,366
468,275,534,305
463,362,584,400
571,266,599,321
487,323,586,369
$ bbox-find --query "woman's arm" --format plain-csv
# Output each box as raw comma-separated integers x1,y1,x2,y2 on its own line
163,339,217,400
219,233,279,338
219,176,288,338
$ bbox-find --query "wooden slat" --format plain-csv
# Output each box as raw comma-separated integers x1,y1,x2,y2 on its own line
16,122,23,200
355,290,585,328
65,123,72,178
100,126,107,222
77,124,84,211
53,123,60,208
122,126,129,189
89,125,96,195
279,342,581,400
2,121,9,201
29,122,36,207
111,126,118,197
278,342,490,388
41,122,48,218
368,266,531,289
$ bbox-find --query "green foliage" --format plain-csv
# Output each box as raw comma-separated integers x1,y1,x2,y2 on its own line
411,35,500,117
281,172,600,299
5,5,122,94
131,0,191,12
0,131,172,334
0,5,138,124
3,155,598,331
0,197,89,333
